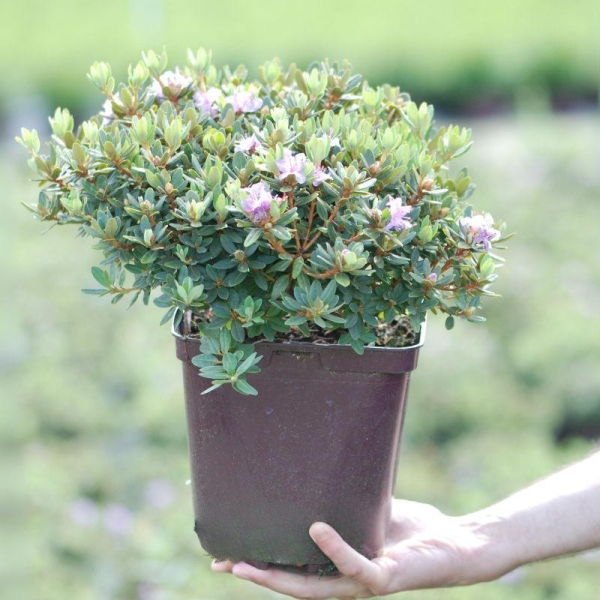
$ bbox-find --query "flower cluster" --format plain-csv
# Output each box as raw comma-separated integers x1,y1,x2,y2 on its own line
150,69,192,101
277,149,307,184
235,133,261,154
384,197,413,232
460,214,501,251
193,87,222,117
241,182,276,224
16,48,508,395
226,88,263,113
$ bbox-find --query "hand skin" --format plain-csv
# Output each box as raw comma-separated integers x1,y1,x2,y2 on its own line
211,450,600,599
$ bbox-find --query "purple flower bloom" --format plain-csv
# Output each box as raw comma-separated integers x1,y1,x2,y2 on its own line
235,133,262,154
193,87,222,118
384,197,413,231
460,214,500,251
427,273,438,283
241,182,275,223
68,498,99,528
103,503,133,536
150,70,192,101
312,165,331,186
277,149,307,184
226,88,263,113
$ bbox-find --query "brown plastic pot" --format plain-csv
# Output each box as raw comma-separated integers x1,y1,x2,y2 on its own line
174,324,425,572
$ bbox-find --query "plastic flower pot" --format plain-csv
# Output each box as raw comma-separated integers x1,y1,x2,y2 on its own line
174,324,425,572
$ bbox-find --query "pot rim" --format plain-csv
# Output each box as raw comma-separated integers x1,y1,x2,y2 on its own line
171,312,426,353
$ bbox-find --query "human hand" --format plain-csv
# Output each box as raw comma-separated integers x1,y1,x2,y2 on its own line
211,499,514,599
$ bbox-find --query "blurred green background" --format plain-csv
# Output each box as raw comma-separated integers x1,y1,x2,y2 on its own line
1,1,599,599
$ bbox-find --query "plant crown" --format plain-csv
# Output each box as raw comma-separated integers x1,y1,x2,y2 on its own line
17,49,508,395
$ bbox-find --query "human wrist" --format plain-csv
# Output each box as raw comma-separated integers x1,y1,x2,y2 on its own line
461,453,600,575
455,508,529,583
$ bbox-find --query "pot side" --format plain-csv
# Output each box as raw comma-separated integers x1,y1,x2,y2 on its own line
174,329,424,572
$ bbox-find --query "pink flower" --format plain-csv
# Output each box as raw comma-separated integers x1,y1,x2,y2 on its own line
241,182,275,223
277,149,307,184
384,197,413,231
427,273,438,282
312,165,331,186
226,89,263,113
235,133,262,154
150,70,192,101
460,214,500,251
193,87,223,118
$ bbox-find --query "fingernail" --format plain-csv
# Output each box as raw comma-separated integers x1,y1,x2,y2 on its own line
309,522,328,541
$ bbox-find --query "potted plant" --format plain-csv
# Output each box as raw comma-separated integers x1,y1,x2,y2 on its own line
17,48,507,572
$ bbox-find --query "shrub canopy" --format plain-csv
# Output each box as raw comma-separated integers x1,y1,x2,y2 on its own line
17,49,508,394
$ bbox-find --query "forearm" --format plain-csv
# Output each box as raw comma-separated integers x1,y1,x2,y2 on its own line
465,450,600,576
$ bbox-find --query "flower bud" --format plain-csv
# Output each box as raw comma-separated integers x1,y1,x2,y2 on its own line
143,229,155,247
140,199,153,213
186,200,205,222
61,190,83,215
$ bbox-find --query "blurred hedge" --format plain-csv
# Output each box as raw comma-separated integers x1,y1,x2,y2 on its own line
2,0,598,116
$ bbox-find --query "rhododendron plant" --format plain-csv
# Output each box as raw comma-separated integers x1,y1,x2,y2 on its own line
16,48,509,395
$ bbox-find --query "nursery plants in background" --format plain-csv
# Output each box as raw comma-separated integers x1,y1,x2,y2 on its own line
17,48,508,571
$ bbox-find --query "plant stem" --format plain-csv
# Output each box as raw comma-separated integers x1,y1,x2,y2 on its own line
286,190,302,252
183,309,192,335
303,190,350,252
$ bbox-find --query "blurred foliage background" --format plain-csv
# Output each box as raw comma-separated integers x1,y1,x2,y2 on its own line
1,1,599,599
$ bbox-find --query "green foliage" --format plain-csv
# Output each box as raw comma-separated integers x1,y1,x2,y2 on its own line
17,49,509,393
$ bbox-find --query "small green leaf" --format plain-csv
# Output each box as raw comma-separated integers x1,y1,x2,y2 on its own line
91,267,108,287
350,339,365,354
244,228,262,247
231,319,245,342
286,315,308,326
232,379,258,395
219,328,231,353
271,275,289,299
292,257,305,279
237,352,260,375
223,352,238,375
334,272,351,287
199,335,220,355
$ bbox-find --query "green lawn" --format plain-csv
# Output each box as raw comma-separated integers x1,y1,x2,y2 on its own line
2,111,599,599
